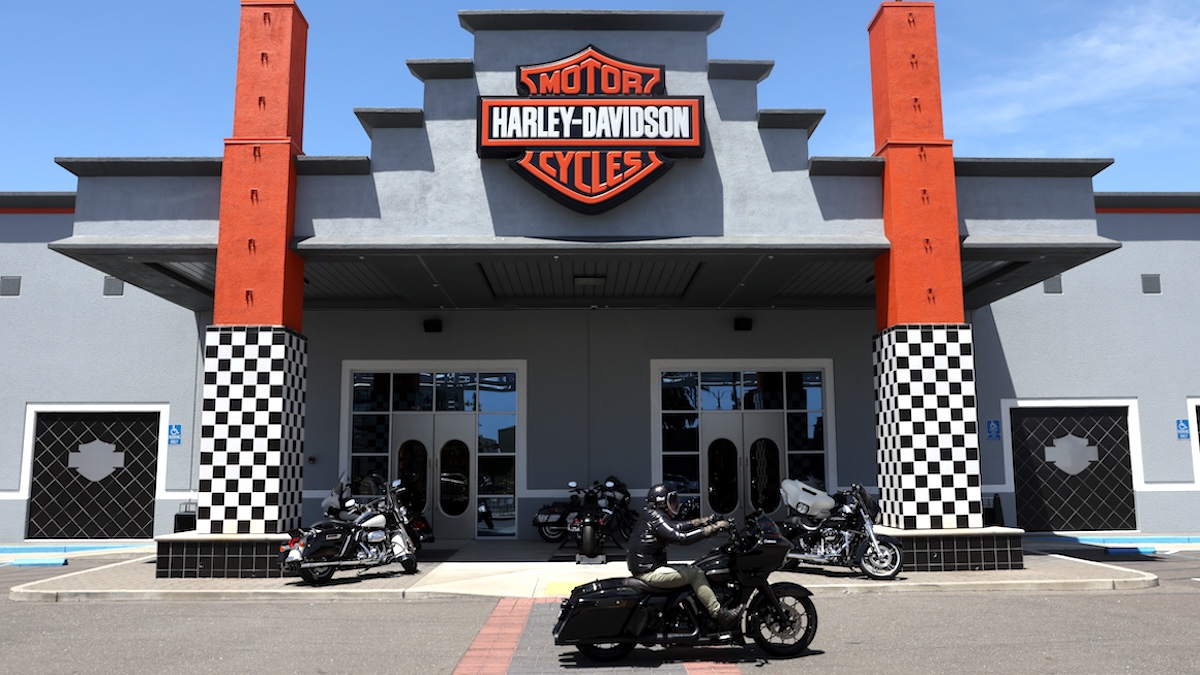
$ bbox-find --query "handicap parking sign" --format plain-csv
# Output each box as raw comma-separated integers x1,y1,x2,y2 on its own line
168,424,183,445
1178,420,1191,440
986,419,1002,441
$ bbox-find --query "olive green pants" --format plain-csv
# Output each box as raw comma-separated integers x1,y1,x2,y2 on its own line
636,564,721,616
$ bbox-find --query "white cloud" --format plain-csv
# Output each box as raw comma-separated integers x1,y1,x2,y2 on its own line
946,1,1200,140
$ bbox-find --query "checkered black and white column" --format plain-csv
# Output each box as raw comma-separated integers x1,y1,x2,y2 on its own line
873,324,983,530
197,326,306,535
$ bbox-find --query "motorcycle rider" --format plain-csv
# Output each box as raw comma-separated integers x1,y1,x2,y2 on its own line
627,483,740,627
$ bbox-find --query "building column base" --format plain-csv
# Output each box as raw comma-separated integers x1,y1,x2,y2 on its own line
155,531,288,579
878,526,1025,572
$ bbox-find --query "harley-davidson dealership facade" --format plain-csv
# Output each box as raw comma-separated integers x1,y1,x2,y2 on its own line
3,1,1199,576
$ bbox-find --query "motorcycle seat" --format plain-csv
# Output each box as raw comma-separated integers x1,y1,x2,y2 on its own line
625,577,684,596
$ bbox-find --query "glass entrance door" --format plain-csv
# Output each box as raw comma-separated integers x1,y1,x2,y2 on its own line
434,413,476,540
700,411,785,517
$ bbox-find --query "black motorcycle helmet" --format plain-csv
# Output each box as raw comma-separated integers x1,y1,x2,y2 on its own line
646,483,679,516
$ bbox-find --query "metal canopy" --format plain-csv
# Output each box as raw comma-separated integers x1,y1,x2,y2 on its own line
47,239,1116,314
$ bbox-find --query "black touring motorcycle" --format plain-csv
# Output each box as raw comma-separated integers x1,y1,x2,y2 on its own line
553,512,817,661
278,475,431,584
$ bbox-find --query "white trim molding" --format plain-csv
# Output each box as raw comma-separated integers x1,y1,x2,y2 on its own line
1,403,195,502
1002,397,1198,493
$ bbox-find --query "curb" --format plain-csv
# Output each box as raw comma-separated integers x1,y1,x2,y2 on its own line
9,551,1158,603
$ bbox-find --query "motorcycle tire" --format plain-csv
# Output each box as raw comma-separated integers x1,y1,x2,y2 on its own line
576,642,635,662
537,524,568,543
400,554,418,574
856,537,902,580
299,566,336,585
746,582,817,657
579,524,599,557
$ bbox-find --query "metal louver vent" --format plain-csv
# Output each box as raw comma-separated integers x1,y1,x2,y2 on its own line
481,260,699,299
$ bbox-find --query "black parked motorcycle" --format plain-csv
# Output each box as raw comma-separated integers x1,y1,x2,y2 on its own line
777,479,902,581
554,512,817,660
531,489,579,543
567,476,637,558
278,475,427,584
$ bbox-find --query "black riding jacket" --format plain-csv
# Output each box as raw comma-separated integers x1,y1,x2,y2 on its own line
626,508,709,575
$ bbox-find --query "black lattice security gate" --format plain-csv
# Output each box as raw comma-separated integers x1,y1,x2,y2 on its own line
26,411,158,539
1010,406,1136,532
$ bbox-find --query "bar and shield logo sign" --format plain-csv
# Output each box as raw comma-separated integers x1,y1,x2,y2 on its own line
477,45,705,214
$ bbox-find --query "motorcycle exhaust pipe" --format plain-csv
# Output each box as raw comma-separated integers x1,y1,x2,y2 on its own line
297,559,382,570
786,553,833,565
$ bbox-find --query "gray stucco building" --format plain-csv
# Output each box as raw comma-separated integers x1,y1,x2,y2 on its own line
1,1,1197,576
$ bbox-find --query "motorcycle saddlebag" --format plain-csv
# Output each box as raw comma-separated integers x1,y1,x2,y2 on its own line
553,578,646,644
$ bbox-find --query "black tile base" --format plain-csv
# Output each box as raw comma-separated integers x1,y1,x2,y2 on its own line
156,534,288,578
892,528,1024,571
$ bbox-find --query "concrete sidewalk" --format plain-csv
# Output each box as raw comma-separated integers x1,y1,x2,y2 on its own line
6,537,1159,602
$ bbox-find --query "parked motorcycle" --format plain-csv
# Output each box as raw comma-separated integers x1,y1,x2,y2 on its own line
531,490,579,543
534,476,637,550
278,475,426,584
776,479,902,581
553,512,818,660
567,476,638,558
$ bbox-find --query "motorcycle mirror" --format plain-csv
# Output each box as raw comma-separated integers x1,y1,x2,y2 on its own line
568,481,578,488
391,478,403,489
605,481,614,488
344,499,356,508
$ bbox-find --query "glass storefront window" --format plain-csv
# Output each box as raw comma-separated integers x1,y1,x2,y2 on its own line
436,372,477,411
439,439,471,517
743,371,784,410
351,415,389,454
701,371,740,411
662,454,699,495
662,413,699,453
478,372,517,412
660,364,830,513
787,453,826,491
353,373,391,412
662,372,698,411
350,368,519,538
479,414,516,453
350,455,388,495
392,373,434,411
707,438,739,513
396,440,428,513
786,412,824,451
786,371,823,410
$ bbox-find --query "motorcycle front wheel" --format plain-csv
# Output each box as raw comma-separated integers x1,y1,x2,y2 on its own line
576,642,635,661
856,537,902,580
537,524,568,543
579,524,600,557
299,565,336,585
746,582,817,657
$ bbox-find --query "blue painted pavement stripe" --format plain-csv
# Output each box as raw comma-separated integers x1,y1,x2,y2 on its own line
11,558,68,567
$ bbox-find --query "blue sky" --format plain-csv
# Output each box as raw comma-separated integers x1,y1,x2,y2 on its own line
3,0,1198,193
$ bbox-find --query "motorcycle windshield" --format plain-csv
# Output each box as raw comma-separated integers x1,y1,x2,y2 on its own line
855,485,880,521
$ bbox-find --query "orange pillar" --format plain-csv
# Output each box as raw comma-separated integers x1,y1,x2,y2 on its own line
869,2,963,331
213,0,307,331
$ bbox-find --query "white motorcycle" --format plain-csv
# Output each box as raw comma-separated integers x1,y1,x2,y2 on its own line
777,479,902,581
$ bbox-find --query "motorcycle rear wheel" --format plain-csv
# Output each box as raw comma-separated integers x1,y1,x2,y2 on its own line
747,582,817,657
856,538,901,580
576,642,635,661
579,524,599,557
299,565,336,585
537,524,568,543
